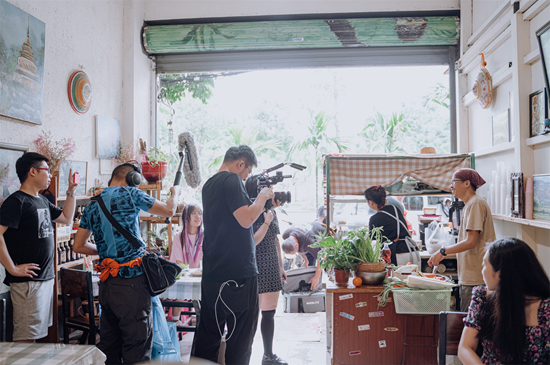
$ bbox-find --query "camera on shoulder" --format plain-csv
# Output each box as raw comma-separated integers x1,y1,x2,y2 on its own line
245,163,306,210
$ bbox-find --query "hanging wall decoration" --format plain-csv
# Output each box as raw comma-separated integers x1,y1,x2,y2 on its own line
0,142,28,206
0,0,46,125
67,70,92,114
529,88,548,137
472,53,492,109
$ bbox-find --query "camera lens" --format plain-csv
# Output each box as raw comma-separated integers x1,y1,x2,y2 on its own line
274,191,291,204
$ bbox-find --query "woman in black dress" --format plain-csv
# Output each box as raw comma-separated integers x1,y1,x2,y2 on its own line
246,176,287,365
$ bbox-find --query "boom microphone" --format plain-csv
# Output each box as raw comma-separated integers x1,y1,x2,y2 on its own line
178,131,202,189
166,151,184,224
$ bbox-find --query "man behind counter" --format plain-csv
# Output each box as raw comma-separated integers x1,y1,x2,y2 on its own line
281,221,325,289
428,168,495,312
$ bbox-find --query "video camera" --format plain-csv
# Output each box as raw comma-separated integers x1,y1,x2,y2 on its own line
248,162,306,210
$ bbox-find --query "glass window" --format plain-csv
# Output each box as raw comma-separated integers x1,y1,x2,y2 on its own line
403,196,424,211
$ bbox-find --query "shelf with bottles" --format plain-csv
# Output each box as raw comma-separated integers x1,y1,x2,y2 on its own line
138,180,176,249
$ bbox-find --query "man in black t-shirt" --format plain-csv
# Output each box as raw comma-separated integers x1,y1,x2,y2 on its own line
281,221,325,289
195,145,274,365
0,152,78,341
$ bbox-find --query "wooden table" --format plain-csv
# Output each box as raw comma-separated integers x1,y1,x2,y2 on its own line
0,342,105,364
326,279,439,365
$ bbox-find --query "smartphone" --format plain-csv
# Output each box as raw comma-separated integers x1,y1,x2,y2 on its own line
73,172,80,184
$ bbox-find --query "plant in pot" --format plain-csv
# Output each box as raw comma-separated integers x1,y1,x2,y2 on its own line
142,147,171,184
146,227,169,256
348,227,390,285
312,233,358,285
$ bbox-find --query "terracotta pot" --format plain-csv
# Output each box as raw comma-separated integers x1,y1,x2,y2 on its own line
357,261,386,273
142,161,168,183
334,269,350,285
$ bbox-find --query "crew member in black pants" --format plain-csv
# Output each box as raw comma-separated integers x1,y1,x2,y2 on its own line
195,145,273,365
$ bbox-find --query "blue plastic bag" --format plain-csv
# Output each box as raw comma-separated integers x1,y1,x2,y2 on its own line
151,296,181,362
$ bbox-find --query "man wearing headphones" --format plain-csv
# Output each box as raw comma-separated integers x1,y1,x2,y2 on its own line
74,161,180,364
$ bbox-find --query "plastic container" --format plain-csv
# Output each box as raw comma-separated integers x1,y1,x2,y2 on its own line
392,289,452,314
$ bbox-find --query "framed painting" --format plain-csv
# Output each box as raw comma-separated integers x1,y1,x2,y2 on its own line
510,172,524,218
537,20,550,106
491,108,510,146
0,0,46,125
0,142,28,206
96,115,121,159
533,174,550,221
58,160,87,197
529,89,548,137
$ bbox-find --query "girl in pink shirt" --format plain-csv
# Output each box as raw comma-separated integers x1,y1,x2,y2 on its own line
170,203,203,268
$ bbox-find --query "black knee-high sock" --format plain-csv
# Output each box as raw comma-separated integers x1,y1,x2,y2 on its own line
261,309,276,356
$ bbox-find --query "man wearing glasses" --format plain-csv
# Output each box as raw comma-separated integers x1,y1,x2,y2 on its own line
0,152,78,342
428,168,495,312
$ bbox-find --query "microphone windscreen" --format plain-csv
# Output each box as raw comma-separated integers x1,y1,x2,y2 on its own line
178,131,202,189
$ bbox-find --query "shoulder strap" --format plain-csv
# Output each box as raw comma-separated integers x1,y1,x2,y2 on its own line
379,205,410,236
90,195,142,250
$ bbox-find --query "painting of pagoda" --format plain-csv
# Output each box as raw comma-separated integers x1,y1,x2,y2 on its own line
0,0,45,125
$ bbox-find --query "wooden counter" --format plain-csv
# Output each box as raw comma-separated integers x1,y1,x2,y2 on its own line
326,279,438,365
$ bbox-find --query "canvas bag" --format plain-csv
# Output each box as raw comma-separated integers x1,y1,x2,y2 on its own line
380,205,421,266
91,195,182,297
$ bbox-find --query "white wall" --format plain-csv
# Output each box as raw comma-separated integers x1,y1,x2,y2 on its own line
459,0,550,274
144,0,459,20
0,0,153,294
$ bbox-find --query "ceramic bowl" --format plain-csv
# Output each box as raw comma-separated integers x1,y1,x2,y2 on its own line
358,270,387,285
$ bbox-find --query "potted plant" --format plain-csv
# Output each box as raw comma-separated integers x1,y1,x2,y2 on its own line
146,227,169,255
313,233,359,285
142,147,171,183
348,227,389,273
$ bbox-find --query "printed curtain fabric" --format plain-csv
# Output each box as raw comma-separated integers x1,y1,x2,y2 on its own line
325,154,472,196
143,16,459,54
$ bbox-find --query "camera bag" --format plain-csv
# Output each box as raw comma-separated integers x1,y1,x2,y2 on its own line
92,195,182,297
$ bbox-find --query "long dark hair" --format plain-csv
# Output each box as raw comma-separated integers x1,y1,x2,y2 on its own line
364,186,386,209
179,204,204,259
478,238,550,364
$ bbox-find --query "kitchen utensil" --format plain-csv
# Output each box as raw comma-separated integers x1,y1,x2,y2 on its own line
358,270,387,285
432,265,438,274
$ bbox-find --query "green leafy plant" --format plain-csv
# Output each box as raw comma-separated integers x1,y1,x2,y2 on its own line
347,227,389,263
146,147,171,167
312,233,359,271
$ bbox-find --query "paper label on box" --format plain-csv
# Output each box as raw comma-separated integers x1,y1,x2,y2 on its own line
349,350,361,356
355,301,367,308
339,294,353,300
379,340,387,348
56,225,71,242
384,327,399,332
369,311,384,317
339,312,355,320
358,324,370,331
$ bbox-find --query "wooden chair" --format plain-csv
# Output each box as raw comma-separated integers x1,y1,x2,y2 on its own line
60,268,99,345
161,299,201,355
439,311,483,365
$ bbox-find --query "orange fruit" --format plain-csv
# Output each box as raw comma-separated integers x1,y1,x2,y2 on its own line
352,277,362,287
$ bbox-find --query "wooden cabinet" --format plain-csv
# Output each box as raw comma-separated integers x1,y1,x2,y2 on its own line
327,281,438,365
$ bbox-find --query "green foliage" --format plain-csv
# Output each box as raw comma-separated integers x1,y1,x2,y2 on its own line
312,234,359,271
347,227,389,263
146,147,172,166
423,83,450,109
360,111,412,153
158,74,214,105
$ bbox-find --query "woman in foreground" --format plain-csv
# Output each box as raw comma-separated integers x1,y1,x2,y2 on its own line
458,238,550,364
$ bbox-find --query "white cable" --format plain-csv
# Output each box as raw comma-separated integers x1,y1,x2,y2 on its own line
214,280,238,342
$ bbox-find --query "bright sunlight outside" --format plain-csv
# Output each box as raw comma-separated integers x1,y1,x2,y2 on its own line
156,65,450,226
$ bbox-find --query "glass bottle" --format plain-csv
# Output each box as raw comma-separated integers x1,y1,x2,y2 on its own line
382,242,391,265
60,241,67,264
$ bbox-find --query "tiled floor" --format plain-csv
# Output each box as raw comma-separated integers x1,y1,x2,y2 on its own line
180,294,329,364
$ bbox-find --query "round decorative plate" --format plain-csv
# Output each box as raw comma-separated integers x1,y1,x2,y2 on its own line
472,66,492,109
68,71,92,114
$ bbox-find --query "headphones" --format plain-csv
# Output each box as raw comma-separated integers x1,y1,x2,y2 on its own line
108,160,142,187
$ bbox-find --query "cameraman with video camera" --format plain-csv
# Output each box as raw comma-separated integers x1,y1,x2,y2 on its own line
195,145,274,365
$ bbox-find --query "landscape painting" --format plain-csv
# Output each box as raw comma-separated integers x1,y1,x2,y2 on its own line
0,0,45,125
533,174,550,221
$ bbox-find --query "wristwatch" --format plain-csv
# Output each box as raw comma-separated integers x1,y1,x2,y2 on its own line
440,247,447,256
66,191,75,198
